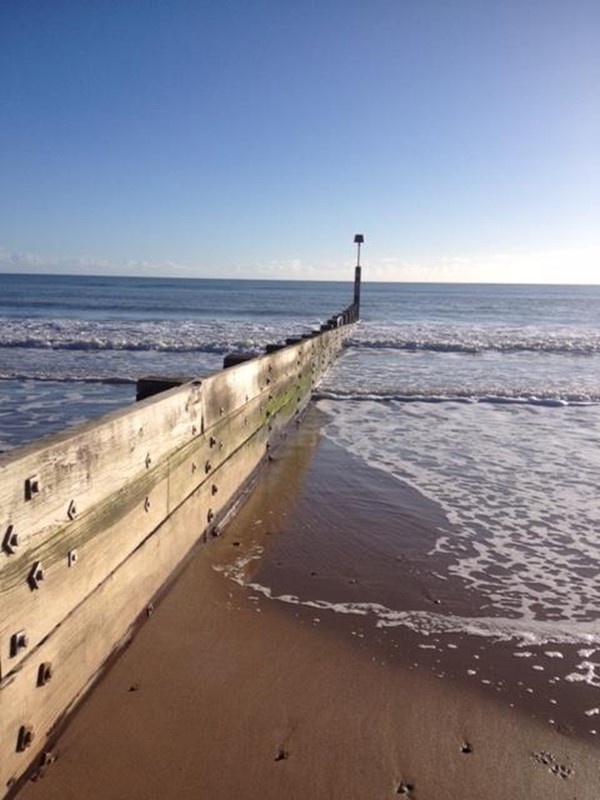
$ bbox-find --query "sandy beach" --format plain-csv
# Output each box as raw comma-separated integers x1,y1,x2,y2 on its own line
14,407,600,800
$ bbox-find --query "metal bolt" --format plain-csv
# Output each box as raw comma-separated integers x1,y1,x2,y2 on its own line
10,630,28,657
68,549,78,567
67,499,77,520
205,461,212,474
191,462,197,473
2,525,19,555
37,661,53,687
207,509,214,523
17,725,35,753
28,561,45,590
24,475,40,501
209,436,217,448
211,484,218,496
144,497,151,513
145,453,152,469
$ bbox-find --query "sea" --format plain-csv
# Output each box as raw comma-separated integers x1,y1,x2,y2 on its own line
2,273,600,732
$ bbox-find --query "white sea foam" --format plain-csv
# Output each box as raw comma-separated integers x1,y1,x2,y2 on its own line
215,552,600,652
3,317,600,356
565,656,600,687
0,317,311,358
347,321,600,355
318,345,600,405
318,396,600,644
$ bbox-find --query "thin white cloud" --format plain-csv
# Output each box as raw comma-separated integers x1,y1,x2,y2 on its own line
364,247,600,284
1,245,598,284
0,247,196,278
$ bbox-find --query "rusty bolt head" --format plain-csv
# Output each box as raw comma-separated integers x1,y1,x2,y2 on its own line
28,561,45,590
10,630,28,657
2,525,19,555
67,500,77,520
17,725,35,752
209,436,217,448
204,461,212,474
37,661,53,686
211,484,218,496
24,475,40,501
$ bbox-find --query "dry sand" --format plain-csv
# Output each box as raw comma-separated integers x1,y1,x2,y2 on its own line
16,408,600,800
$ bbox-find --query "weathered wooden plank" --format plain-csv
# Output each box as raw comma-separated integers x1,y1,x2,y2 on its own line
135,375,193,401
0,365,307,676
0,337,322,557
0,381,203,556
0,342,298,557
0,425,270,793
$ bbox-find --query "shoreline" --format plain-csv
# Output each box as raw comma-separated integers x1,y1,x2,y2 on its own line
17,405,599,799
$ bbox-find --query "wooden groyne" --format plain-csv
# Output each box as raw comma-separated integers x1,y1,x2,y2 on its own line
0,300,357,796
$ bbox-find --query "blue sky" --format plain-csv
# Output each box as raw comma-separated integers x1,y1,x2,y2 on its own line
1,0,598,282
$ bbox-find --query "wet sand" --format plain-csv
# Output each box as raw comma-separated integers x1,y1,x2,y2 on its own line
17,408,600,799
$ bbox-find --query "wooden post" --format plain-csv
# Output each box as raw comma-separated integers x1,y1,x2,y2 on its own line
353,234,364,320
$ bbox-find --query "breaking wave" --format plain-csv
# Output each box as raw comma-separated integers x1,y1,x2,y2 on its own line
347,323,600,355
315,390,600,407
1,318,599,356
